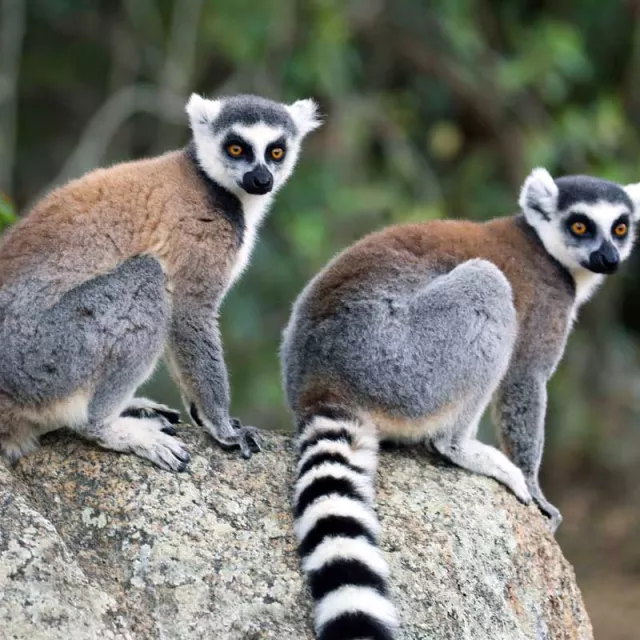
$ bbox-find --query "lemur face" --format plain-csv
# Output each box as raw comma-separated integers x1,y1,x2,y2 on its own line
186,94,320,199
520,169,640,275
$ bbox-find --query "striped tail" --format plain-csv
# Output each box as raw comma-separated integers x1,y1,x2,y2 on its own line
293,410,399,640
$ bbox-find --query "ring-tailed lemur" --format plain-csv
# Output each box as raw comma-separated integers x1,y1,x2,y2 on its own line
0,93,320,470
281,169,639,640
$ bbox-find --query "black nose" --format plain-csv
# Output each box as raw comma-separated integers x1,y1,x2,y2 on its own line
242,166,273,195
588,243,619,274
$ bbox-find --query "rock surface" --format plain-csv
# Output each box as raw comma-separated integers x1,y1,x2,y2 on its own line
1,427,593,640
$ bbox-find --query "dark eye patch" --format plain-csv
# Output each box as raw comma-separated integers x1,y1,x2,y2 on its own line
611,214,630,240
222,134,254,162
266,136,287,163
566,213,596,239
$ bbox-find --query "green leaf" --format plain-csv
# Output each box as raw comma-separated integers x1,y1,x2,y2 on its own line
0,193,17,232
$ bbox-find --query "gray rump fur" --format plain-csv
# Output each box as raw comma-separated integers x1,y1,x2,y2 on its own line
0,255,191,470
282,258,517,424
0,255,168,409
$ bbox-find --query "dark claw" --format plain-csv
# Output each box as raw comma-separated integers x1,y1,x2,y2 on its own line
530,488,563,533
193,410,263,458
189,403,204,428
175,449,191,464
247,430,263,454
177,461,188,473
231,420,263,458
161,425,178,437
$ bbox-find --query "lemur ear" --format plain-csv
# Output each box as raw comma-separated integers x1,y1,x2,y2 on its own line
624,183,640,221
186,93,223,130
519,167,559,222
287,98,322,136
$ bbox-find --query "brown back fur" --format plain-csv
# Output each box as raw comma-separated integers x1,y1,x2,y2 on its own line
0,149,238,301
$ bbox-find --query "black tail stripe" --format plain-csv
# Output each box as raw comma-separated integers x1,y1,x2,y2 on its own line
318,612,395,640
309,558,387,601
294,476,367,519
299,429,353,456
298,450,366,477
299,515,376,557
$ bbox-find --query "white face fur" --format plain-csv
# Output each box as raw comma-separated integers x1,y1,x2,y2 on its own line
186,93,321,206
186,93,321,296
519,168,640,304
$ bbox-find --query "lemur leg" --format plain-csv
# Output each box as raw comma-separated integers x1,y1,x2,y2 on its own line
166,302,261,459
83,358,190,473
72,257,189,470
318,258,530,502
430,405,531,504
0,256,188,470
411,261,530,503
493,374,561,530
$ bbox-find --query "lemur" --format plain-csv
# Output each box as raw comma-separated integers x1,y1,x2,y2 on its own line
0,93,320,470
281,168,640,640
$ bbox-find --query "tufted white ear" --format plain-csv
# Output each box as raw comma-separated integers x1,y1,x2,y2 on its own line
625,183,640,221
185,93,223,130
287,98,322,136
519,167,559,222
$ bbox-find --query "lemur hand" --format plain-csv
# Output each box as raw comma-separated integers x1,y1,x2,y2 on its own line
188,403,262,458
229,418,263,458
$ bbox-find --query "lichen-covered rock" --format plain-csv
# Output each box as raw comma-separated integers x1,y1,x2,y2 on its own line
1,428,592,639
0,463,132,639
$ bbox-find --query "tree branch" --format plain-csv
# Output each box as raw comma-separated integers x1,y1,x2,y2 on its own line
30,84,185,208
153,0,205,151
121,0,165,74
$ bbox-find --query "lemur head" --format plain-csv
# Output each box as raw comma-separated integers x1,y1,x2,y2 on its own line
186,93,321,200
519,168,640,276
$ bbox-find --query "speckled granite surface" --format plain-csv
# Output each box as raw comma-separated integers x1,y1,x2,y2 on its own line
1,427,592,639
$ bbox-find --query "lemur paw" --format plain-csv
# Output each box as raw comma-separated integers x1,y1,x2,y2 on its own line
532,494,563,533
122,398,182,425
188,403,262,458
230,419,263,459
509,469,533,505
101,415,191,472
137,429,191,472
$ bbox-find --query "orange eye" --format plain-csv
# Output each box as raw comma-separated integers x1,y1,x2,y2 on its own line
227,144,243,157
571,221,587,236
614,222,628,237
270,147,285,161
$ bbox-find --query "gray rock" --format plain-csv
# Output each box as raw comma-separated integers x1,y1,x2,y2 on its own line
1,428,592,639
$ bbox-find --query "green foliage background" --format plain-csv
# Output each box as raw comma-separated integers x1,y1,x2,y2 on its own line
0,194,16,231
2,0,640,634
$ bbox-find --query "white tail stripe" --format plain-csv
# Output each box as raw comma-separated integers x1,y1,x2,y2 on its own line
295,495,380,542
295,462,374,504
298,439,357,469
302,535,389,579
315,585,399,631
